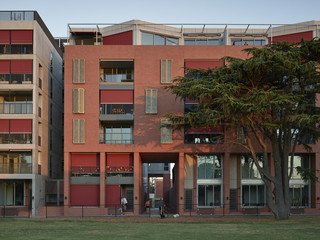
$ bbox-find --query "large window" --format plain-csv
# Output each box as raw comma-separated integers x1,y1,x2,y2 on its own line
231,38,266,46
289,155,310,207
198,185,221,207
0,60,33,84
197,155,222,179
0,92,32,114
100,122,133,144
0,119,32,144
141,32,178,45
241,155,265,207
197,154,222,207
0,152,32,174
0,180,24,206
100,61,134,83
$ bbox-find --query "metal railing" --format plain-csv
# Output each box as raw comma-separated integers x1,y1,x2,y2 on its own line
71,166,100,176
99,133,134,144
0,103,32,114
0,74,33,84
100,104,133,115
0,133,32,144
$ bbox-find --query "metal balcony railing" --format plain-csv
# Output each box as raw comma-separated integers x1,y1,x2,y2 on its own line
0,163,32,174
100,104,133,115
0,103,32,114
71,166,100,176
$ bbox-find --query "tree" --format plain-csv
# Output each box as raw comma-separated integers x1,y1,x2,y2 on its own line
165,39,320,220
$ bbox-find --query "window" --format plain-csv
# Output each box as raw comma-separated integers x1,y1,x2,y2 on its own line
0,180,24,206
231,38,266,46
145,88,157,114
72,59,85,83
184,38,220,45
0,30,33,54
161,119,172,144
0,152,32,174
288,155,310,207
237,127,248,144
141,32,178,45
241,155,263,179
100,61,134,83
242,185,265,207
197,155,222,179
100,122,133,144
72,88,85,113
73,119,85,144
198,184,221,207
0,60,33,84
160,59,172,84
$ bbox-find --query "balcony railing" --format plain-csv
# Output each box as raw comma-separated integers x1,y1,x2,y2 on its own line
99,133,133,144
100,104,133,115
71,166,100,176
0,74,33,84
0,44,33,54
0,103,32,114
0,134,32,144
0,163,32,174
106,166,134,177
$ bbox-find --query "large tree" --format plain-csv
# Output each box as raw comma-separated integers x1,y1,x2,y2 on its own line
165,40,320,220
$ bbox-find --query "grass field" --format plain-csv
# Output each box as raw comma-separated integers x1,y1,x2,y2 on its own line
0,216,320,240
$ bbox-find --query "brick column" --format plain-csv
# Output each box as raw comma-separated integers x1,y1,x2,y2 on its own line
100,152,106,213
133,152,142,215
223,152,230,214
64,152,71,215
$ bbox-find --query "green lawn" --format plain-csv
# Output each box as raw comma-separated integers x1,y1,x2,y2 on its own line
0,216,320,240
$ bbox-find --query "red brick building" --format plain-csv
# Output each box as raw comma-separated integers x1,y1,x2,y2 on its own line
63,20,320,216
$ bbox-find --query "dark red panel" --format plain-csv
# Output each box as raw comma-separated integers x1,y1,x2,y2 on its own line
103,31,132,45
269,31,313,43
72,153,100,166
0,60,11,74
0,30,10,44
0,119,10,133
185,60,224,69
11,30,33,44
185,98,198,104
70,185,100,206
10,119,32,133
187,126,224,134
106,185,120,207
11,60,33,74
107,153,133,167
100,90,133,103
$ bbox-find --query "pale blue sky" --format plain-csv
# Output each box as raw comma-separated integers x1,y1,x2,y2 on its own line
2,0,320,37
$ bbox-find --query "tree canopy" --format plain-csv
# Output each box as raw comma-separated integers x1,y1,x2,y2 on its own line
165,39,320,220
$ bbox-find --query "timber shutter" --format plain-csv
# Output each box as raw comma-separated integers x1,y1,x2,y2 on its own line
160,59,172,84
73,119,85,143
72,88,85,113
73,59,85,83
145,88,157,114
161,119,172,143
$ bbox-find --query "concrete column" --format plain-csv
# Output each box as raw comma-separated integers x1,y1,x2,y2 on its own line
223,152,230,214
133,152,142,215
63,152,71,215
100,152,106,212
178,152,184,214
314,152,320,211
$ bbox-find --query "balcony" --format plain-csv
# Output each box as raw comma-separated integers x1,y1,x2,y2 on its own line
0,44,33,54
106,166,134,185
0,133,32,144
71,166,100,177
0,102,32,114
0,163,32,174
99,133,134,144
100,104,134,121
100,61,134,83
0,74,33,84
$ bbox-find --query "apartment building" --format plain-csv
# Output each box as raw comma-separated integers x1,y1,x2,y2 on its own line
0,11,64,216
62,19,320,216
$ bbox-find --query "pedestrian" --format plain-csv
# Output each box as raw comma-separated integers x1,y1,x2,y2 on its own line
121,197,127,212
159,202,166,219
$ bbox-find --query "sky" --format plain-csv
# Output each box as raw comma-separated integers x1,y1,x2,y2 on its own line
1,0,320,37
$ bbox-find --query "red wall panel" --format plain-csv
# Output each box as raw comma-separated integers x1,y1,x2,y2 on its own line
107,153,133,167
11,30,33,44
269,31,313,43
103,31,132,45
100,90,133,103
70,185,100,206
0,60,11,74
0,120,10,133
11,60,33,74
72,153,100,166
0,30,10,44
10,119,32,133
105,185,120,206
185,60,224,69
